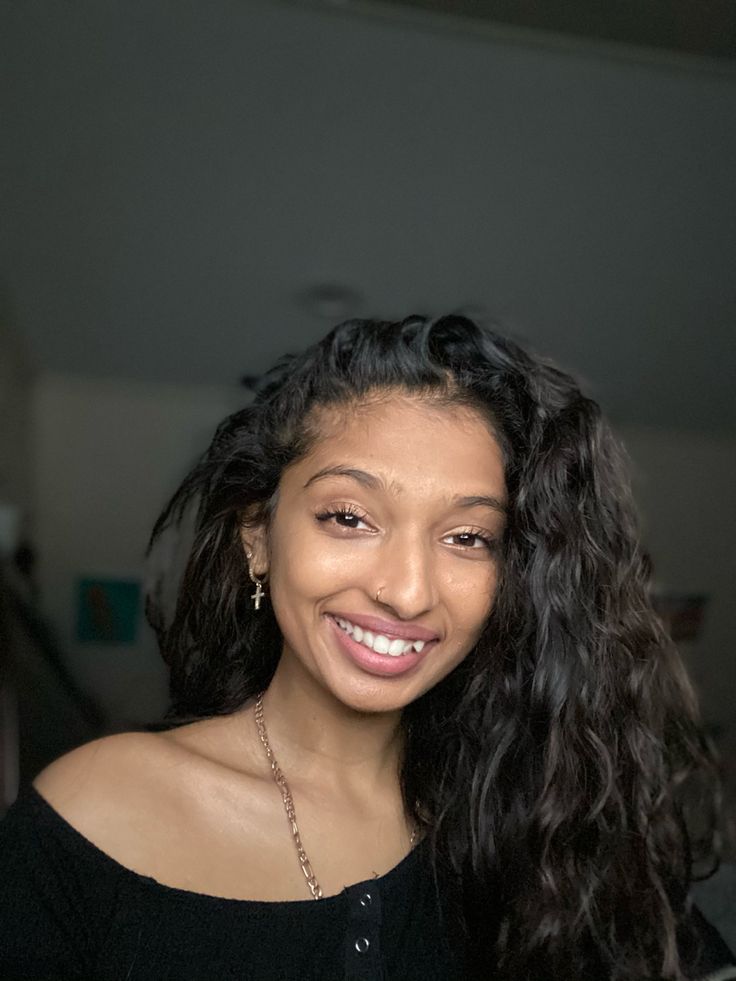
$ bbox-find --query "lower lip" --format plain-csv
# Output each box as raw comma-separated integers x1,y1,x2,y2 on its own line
324,615,437,678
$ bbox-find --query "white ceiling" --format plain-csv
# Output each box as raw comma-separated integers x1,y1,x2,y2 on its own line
2,0,735,431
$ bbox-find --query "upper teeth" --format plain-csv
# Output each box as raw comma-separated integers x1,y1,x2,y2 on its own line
332,617,428,657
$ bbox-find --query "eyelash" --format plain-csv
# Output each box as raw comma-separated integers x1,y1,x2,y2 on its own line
313,505,499,552
314,504,370,535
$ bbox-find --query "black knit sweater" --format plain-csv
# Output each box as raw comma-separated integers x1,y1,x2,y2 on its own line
0,785,734,981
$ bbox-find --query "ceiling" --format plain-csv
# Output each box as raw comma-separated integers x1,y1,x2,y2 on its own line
343,0,736,61
2,0,735,432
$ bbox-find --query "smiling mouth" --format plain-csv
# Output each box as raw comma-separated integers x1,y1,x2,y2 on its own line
329,615,430,657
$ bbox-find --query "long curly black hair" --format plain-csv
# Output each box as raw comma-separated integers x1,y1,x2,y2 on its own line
146,314,725,981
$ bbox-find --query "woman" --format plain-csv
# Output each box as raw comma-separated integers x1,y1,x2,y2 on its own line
1,314,734,980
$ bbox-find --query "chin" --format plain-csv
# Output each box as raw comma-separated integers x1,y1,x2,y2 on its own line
318,671,420,716
319,659,450,717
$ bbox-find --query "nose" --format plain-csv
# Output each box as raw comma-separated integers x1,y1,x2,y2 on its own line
371,526,438,621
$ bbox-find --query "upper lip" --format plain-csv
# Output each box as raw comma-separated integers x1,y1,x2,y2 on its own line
326,612,439,642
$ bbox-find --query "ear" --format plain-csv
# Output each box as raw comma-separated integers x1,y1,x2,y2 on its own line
238,508,269,579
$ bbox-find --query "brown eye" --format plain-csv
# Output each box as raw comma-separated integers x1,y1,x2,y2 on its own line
314,507,371,531
333,511,364,529
444,530,498,551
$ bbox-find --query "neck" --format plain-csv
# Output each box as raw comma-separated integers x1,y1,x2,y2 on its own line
256,649,406,805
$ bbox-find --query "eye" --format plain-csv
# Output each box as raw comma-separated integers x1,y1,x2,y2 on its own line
444,530,498,552
314,505,372,532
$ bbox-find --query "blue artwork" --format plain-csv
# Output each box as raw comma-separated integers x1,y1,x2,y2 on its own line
76,578,140,644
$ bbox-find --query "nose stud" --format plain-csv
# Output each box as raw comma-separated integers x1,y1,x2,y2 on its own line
375,587,384,603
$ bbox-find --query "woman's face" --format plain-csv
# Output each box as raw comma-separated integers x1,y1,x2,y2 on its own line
246,392,507,714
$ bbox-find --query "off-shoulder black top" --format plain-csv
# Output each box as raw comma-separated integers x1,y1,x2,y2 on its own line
0,784,734,981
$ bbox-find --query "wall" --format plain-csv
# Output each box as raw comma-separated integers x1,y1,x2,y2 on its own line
0,320,34,547
620,427,736,729
32,372,246,728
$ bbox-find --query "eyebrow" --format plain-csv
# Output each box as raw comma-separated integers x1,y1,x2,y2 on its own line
303,465,507,514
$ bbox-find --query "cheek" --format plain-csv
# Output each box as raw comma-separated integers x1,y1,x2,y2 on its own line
445,564,500,650
269,518,356,602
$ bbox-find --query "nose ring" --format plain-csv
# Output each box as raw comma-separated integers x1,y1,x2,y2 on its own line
375,587,384,603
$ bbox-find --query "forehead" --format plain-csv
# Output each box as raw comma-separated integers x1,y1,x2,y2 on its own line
284,394,506,500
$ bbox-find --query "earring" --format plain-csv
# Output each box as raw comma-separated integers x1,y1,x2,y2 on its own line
250,577,265,611
246,550,266,611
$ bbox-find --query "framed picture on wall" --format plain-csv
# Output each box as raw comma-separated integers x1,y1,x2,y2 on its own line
76,577,141,644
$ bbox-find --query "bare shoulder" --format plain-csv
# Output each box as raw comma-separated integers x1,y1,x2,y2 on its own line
32,731,174,829
28,718,281,894
30,709,263,850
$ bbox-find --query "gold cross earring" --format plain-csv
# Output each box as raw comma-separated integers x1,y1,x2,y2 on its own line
245,550,266,611
250,578,264,611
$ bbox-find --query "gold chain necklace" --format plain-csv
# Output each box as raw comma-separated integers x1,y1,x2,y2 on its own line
254,692,418,901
